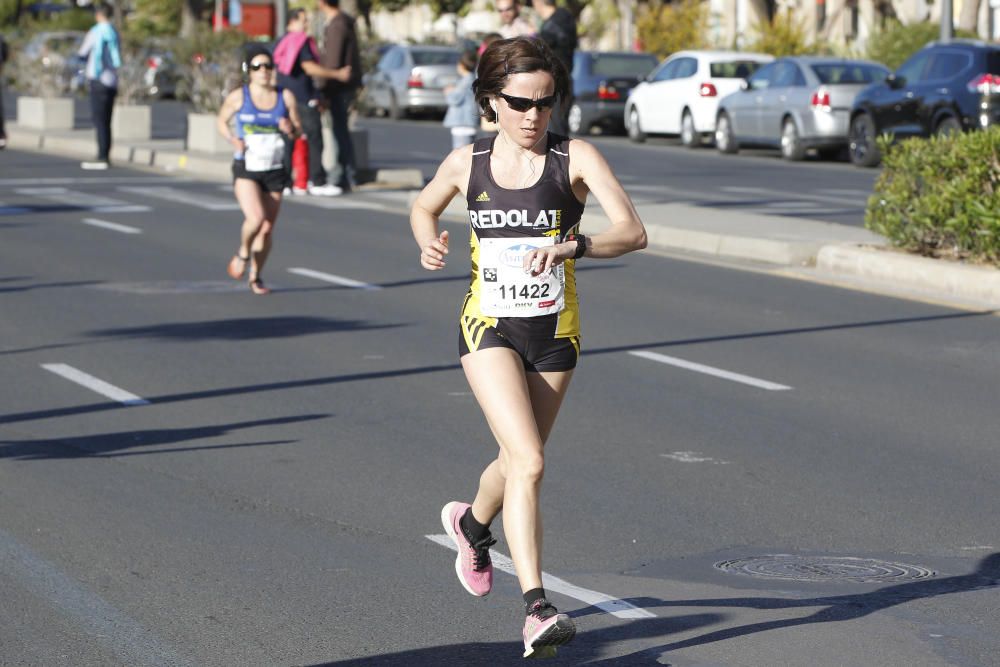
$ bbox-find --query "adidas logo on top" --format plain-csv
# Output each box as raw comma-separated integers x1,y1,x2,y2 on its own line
475,191,491,202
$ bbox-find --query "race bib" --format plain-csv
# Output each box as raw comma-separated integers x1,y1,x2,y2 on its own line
479,237,565,317
243,132,285,172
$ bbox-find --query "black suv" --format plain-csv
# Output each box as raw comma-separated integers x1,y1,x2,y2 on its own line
848,40,1000,167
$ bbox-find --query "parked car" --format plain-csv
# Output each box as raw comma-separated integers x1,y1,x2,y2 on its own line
624,50,773,146
568,50,659,135
364,45,462,119
848,40,1000,167
714,57,889,160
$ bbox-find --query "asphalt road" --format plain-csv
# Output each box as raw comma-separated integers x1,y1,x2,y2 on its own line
1,149,998,666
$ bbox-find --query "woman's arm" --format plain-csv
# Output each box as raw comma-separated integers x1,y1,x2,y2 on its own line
215,89,245,152
280,88,302,136
568,139,647,257
409,146,470,270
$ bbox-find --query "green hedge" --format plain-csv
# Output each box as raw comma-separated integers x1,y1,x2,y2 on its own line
865,127,1000,265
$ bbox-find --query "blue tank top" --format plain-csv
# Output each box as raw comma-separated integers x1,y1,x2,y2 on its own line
235,86,289,171
235,85,288,138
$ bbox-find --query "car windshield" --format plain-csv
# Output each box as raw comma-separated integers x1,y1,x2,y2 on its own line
710,61,764,78
810,63,888,84
412,50,460,66
591,54,659,77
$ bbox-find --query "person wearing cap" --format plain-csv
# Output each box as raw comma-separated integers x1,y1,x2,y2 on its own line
217,44,302,295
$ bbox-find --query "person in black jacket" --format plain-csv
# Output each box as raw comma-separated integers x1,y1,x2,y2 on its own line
531,0,577,135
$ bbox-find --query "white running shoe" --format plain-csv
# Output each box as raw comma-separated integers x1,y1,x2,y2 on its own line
282,187,293,196
81,160,109,170
308,183,343,197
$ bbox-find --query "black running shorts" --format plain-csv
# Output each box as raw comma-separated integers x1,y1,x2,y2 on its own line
232,160,290,193
458,322,579,373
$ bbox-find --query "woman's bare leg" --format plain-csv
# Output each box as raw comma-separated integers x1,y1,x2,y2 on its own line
249,189,282,280
462,348,573,592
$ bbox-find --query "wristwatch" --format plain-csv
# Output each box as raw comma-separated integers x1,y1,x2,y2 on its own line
567,234,587,260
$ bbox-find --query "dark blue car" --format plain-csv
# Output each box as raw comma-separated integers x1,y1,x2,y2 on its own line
848,39,1000,167
569,51,659,135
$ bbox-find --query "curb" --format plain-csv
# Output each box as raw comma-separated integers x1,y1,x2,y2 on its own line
816,244,1000,307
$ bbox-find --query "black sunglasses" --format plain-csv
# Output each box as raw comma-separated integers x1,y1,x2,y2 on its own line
497,92,557,112
249,62,274,71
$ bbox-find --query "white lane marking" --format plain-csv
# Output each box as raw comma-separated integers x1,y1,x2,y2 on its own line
662,451,731,465
426,534,655,619
287,267,381,290
0,527,194,667
81,218,142,234
41,364,149,406
15,187,150,213
628,350,792,391
118,186,239,211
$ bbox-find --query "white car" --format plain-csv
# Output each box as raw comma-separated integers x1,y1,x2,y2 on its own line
624,50,774,146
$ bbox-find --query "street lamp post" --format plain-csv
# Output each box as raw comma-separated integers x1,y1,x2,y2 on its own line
941,0,954,42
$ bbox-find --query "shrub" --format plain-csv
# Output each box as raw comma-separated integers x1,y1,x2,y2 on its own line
636,0,709,60
746,9,823,57
865,127,1000,265
172,27,246,113
865,20,977,71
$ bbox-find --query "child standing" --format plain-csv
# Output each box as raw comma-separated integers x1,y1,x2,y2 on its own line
443,50,480,150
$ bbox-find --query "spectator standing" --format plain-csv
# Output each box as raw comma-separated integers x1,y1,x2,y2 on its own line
531,0,576,135
274,8,352,196
0,32,8,149
497,0,536,39
77,3,122,170
443,50,480,151
317,0,363,192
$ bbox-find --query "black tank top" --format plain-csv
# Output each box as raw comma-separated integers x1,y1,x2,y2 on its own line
461,133,586,339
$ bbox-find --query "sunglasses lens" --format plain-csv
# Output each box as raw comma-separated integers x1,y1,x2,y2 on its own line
537,97,555,109
251,63,273,71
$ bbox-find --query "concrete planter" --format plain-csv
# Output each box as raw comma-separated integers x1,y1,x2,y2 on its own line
112,104,152,142
186,111,231,154
16,96,74,131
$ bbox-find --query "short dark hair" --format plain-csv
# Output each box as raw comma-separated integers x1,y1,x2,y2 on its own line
318,0,340,7
473,37,569,123
459,50,478,73
287,8,307,25
93,2,111,18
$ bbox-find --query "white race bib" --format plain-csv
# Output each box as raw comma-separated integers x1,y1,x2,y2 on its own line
243,133,285,172
479,237,565,317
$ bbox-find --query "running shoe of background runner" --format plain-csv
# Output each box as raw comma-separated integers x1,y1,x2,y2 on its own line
440,501,495,596
307,183,343,196
522,598,576,659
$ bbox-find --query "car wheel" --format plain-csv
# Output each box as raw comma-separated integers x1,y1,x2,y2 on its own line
848,113,881,168
389,91,405,120
780,118,806,161
627,106,646,143
680,110,699,148
715,112,738,154
935,116,961,136
568,103,587,135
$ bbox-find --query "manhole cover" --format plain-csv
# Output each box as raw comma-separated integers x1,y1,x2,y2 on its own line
715,555,935,583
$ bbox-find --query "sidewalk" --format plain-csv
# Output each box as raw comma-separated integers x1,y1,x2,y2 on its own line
6,122,1000,311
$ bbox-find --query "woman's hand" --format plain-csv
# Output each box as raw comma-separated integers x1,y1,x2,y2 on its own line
278,117,294,136
420,230,449,270
229,137,246,153
523,241,575,277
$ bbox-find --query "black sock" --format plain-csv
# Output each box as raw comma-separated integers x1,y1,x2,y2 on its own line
523,588,546,612
460,507,491,543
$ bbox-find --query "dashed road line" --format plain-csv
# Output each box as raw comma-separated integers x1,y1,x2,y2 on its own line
81,217,143,234
662,451,731,465
41,364,149,406
287,267,381,290
425,534,655,619
628,350,792,391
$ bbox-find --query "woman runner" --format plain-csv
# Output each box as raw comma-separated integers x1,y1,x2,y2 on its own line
217,44,302,295
409,37,647,658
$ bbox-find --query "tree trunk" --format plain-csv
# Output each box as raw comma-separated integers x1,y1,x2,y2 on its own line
957,0,981,33
181,0,204,37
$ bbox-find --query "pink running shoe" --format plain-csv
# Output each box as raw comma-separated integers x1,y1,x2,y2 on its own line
441,501,495,596
522,599,576,659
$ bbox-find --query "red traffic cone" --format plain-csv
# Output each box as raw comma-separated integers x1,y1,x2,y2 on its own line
292,135,309,192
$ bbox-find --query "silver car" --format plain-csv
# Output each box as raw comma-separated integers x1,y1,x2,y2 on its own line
365,45,462,119
715,56,890,160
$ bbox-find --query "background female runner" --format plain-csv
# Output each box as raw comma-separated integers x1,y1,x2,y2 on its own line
410,37,647,658
217,44,301,295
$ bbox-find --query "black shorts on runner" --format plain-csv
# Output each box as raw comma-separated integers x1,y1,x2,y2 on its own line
458,321,580,373
232,160,290,193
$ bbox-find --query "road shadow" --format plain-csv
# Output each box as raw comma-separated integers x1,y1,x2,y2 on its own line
372,263,624,290
303,612,724,666
85,316,404,342
593,553,1000,653
0,279,103,294
0,414,328,460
